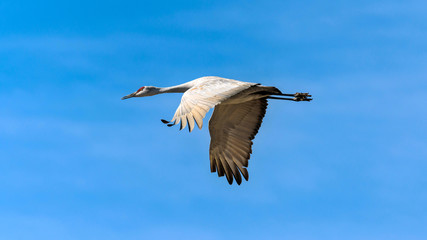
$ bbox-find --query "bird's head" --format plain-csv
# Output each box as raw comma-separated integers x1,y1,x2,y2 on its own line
121,86,159,100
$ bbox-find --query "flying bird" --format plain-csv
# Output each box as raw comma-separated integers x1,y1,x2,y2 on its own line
122,76,312,185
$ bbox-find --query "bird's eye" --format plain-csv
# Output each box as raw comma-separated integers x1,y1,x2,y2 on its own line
137,87,145,92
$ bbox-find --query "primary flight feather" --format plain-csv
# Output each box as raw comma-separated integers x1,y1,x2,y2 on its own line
122,76,312,185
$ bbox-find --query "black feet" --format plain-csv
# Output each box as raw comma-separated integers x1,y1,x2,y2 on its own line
294,92,312,102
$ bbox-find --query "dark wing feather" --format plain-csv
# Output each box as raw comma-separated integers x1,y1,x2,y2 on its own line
208,98,268,185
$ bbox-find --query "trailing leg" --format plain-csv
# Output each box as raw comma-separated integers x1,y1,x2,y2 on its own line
269,92,312,101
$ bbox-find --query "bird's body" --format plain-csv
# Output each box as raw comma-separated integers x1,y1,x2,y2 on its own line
122,76,312,185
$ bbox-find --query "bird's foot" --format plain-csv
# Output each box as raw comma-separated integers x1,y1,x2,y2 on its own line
293,92,312,102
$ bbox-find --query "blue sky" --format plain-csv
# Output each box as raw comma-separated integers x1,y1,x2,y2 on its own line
1,0,426,239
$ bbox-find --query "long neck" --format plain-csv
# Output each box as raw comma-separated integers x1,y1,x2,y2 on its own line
158,81,195,94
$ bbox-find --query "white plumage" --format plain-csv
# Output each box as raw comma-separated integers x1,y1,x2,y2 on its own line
122,76,312,185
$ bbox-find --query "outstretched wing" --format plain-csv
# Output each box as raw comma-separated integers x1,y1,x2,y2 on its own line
209,98,269,185
164,78,256,132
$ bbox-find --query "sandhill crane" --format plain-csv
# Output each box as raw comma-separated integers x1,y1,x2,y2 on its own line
122,76,312,185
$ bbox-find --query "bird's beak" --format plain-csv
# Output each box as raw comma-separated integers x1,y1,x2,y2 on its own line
121,92,136,100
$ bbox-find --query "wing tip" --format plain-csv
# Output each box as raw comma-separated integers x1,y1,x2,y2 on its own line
161,119,176,127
